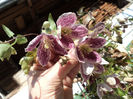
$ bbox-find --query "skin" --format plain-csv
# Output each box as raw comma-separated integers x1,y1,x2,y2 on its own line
28,52,80,99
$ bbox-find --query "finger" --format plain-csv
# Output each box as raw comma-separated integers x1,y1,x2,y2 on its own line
50,59,78,79
68,64,80,79
32,62,52,71
59,59,78,79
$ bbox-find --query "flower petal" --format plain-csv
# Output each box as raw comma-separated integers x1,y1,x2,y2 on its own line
101,58,109,65
93,22,105,33
97,84,104,99
25,34,43,52
82,59,94,75
89,37,106,48
67,47,79,61
100,83,113,92
84,51,102,63
60,35,74,49
80,64,90,82
47,35,67,55
76,47,85,62
56,12,77,27
94,64,104,74
37,42,50,66
70,24,88,39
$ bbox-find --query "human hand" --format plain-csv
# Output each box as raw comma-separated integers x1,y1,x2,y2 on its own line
28,49,80,99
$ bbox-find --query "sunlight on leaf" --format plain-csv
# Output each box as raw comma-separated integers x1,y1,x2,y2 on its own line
0,44,16,61
48,13,56,31
19,56,33,74
16,34,28,44
2,25,14,38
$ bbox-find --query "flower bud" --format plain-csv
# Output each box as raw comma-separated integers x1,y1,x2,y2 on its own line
42,21,50,29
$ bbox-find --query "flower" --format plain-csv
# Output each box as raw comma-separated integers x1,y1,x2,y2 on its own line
97,74,120,99
75,23,106,82
97,83,113,99
56,12,88,48
25,34,67,66
105,74,120,88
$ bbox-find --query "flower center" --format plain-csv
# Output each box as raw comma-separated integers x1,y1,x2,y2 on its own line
42,36,51,49
80,44,92,54
61,27,72,35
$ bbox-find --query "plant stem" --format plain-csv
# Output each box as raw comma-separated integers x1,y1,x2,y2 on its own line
1,33,38,44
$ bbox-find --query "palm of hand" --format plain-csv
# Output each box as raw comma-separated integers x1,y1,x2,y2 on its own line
28,59,79,99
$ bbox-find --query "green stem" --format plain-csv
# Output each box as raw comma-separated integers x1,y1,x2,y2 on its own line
0,33,38,44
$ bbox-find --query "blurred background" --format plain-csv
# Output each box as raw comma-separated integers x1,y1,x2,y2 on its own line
0,0,131,98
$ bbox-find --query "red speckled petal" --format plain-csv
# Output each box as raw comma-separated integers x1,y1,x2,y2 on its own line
37,42,51,66
71,24,88,39
89,37,106,48
84,51,102,63
60,35,74,49
56,12,77,27
25,34,43,52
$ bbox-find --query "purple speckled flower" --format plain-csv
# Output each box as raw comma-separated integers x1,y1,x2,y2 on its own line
84,51,102,63
77,36,105,81
89,37,106,48
97,83,113,99
93,64,105,74
56,12,88,48
25,34,67,66
92,22,105,34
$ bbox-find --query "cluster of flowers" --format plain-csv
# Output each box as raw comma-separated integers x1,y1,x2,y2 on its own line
25,12,116,98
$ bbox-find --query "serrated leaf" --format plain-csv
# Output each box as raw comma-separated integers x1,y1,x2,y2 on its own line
2,25,14,38
48,13,56,31
16,35,28,44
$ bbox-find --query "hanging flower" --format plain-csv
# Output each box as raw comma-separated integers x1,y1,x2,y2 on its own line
97,83,113,99
75,23,106,82
56,12,88,48
105,74,120,88
25,34,67,66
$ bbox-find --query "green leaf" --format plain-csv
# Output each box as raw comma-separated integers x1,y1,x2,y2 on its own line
2,25,14,38
16,35,28,44
128,18,133,21
11,47,17,55
19,56,34,74
115,88,126,96
0,44,15,61
19,57,33,66
26,48,37,58
48,13,56,31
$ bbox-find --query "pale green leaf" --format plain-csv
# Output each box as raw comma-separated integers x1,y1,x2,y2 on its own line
11,47,17,55
48,13,56,30
26,48,37,58
16,35,28,44
19,57,33,65
0,44,11,61
2,25,14,38
19,56,33,74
